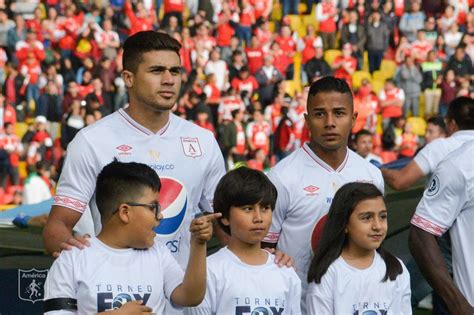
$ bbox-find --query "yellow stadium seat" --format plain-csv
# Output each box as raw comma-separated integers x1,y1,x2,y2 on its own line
15,122,29,138
268,21,275,32
407,116,427,136
323,49,341,66
18,161,27,180
271,3,282,21
302,15,318,31
352,71,372,90
298,3,307,14
288,15,302,33
380,59,397,79
371,80,385,95
284,80,301,97
372,70,387,82
362,51,369,72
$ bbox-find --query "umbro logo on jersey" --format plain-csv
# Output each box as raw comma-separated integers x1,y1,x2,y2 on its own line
116,144,132,155
303,185,319,196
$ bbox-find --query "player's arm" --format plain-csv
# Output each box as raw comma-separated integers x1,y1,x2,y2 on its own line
171,213,221,307
381,160,424,191
43,205,90,257
409,227,473,313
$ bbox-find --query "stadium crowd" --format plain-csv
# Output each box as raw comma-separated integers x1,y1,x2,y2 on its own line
0,0,472,205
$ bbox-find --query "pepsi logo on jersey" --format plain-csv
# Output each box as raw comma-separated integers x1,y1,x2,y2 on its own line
154,177,188,253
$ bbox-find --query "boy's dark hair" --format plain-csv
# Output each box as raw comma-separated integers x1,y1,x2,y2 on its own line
95,159,161,222
446,96,474,130
213,167,277,235
354,129,372,143
308,76,353,103
307,182,403,284
426,116,446,134
122,31,182,73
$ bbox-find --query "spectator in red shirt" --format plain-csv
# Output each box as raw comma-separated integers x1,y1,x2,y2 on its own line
412,30,433,64
332,43,357,86
274,25,296,79
316,0,338,49
0,93,16,128
163,0,185,28
231,66,258,96
195,107,215,136
15,29,46,67
378,79,405,129
245,35,264,75
123,0,155,35
237,0,255,46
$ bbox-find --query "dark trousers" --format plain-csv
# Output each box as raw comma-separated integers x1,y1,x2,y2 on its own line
368,49,384,73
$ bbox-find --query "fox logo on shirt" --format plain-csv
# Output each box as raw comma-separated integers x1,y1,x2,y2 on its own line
154,177,188,253
234,297,285,315
97,292,151,312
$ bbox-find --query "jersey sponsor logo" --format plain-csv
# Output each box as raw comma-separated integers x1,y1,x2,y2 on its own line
116,144,133,155
233,297,285,315
426,175,440,196
154,177,188,253
311,214,328,253
148,163,175,171
180,137,202,158
303,185,319,196
352,301,389,314
18,268,48,303
96,284,152,312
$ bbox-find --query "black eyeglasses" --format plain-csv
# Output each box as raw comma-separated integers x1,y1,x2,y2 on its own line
113,202,162,221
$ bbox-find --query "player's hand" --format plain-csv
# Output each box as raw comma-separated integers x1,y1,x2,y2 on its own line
190,213,222,244
114,300,153,314
52,234,91,258
265,248,295,268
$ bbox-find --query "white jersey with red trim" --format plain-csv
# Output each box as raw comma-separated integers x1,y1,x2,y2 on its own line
411,140,474,305
54,108,226,268
413,130,474,175
264,143,384,310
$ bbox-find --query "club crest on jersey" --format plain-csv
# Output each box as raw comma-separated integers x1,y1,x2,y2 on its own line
116,144,133,155
426,175,440,196
154,177,188,252
303,185,319,196
18,269,48,303
180,137,202,158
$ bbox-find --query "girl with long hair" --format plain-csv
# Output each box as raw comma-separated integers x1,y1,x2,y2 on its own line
307,182,411,314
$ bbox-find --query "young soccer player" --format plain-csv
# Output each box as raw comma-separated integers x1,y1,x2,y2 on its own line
186,167,302,314
44,160,220,314
306,182,411,314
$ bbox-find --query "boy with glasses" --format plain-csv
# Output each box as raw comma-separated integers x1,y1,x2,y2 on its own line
44,160,219,314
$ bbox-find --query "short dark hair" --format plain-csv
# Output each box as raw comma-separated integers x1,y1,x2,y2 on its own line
307,182,402,284
213,167,277,235
354,129,372,143
426,116,446,134
446,96,474,130
308,76,353,103
122,31,182,73
95,159,161,222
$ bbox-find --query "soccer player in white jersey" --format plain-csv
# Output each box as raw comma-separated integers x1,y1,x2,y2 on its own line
382,97,474,191
186,167,301,315
42,31,227,268
410,121,474,312
262,76,384,311
44,160,220,314
306,182,411,314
